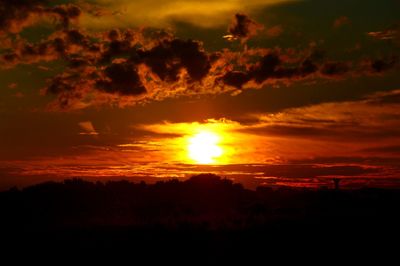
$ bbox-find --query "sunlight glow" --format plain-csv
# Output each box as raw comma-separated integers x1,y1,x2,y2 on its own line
138,118,266,164
188,131,223,164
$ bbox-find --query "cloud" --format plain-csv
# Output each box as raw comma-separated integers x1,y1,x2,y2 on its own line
362,145,400,154
0,1,81,34
221,71,251,89
367,25,400,46
224,13,264,43
131,89,400,185
289,156,400,166
96,61,147,96
176,163,380,179
244,90,400,141
40,35,218,110
362,56,399,74
0,0,45,34
266,25,284,38
137,38,212,82
79,121,99,136
333,16,351,29
1,10,399,111
366,89,400,105
1,29,99,68
320,61,350,78
49,4,81,29
263,165,379,179
368,28,399,41
4,28,397,111
3,89,400,188
219,51,319,89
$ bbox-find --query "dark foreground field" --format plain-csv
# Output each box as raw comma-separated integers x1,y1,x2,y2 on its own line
1,174,399,262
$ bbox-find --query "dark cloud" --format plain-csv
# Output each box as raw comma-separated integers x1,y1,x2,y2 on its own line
251,53,282,83
320,61,350,77
0,1,81,34
10,32,397,110
68,57,90,69
45,73,91,110
366,56,399,73
225,13,263,43
299,58,319,76
138,39,211,82
221,49,398,90
0,0,46,34
100,29,142,63
46,74,74,95
221,52,319,89
96,62,146,96
49,4,81,29
220,71,251,89
1,26,114,73
42,35,214,110
362,145,400,154
1,9,399,111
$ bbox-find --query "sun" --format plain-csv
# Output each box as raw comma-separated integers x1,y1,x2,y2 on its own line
188,131,223,164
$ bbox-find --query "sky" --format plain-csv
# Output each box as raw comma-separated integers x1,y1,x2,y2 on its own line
0,0,400,189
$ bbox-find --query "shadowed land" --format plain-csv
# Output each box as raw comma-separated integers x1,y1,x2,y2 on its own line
1,174,399,262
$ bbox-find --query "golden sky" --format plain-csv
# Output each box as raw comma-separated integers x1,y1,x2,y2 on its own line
80,0,293,29
0,0,399,189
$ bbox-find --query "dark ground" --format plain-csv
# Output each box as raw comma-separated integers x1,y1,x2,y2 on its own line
1,174,399,263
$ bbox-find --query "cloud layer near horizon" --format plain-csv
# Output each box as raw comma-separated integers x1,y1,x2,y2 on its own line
134,89,400,170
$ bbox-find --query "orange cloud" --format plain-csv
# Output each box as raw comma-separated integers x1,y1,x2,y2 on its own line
1,12,398,111
79,121,99,136
0,2,81,34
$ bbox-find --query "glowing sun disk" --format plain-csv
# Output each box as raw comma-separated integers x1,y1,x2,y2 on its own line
188,131,223,164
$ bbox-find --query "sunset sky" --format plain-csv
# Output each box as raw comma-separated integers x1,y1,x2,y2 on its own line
1,0,399,189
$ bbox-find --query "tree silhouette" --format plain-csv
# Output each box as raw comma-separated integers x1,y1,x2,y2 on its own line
0,174,399,261
333,178,341,190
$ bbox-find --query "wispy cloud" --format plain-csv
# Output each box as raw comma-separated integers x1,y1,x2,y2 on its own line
80,0,294,29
